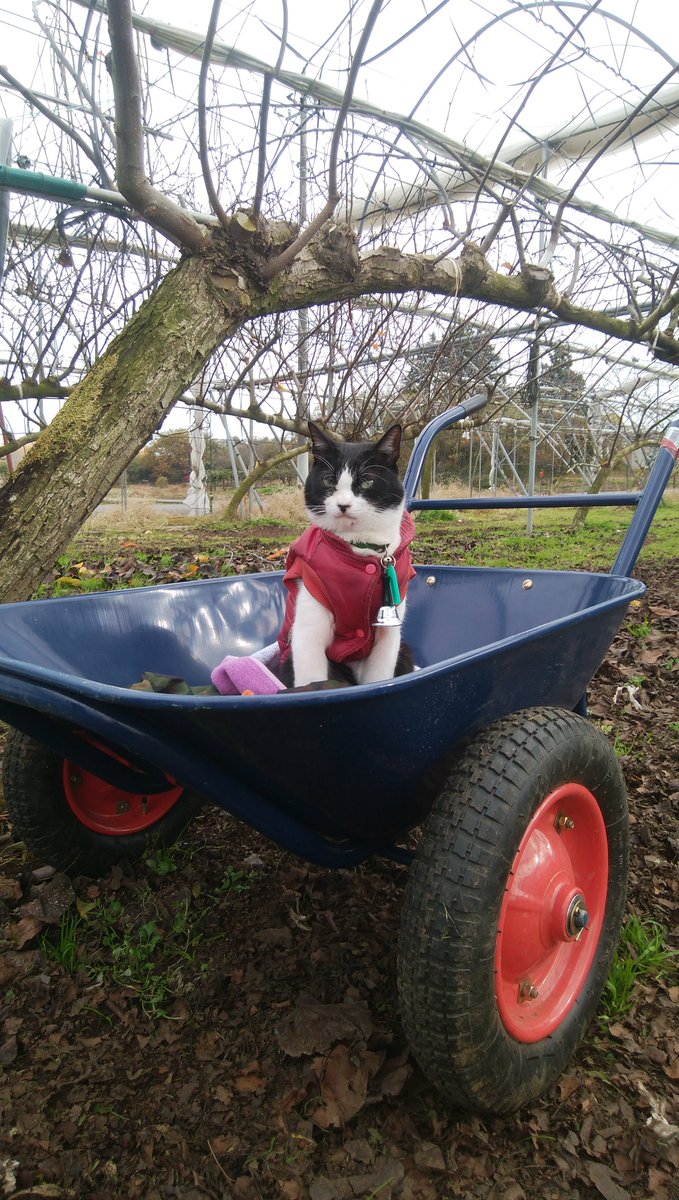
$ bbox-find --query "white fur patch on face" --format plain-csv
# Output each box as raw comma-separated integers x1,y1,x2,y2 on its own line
308,471,405,550
330,468,357,514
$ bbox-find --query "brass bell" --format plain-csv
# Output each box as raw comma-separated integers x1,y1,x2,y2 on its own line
373,605,401,627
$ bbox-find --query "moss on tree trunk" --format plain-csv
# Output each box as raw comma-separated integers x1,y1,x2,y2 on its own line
0,256,249,603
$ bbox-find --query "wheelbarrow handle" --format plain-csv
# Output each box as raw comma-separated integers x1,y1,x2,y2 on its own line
611,424,679,577
403,393,489,504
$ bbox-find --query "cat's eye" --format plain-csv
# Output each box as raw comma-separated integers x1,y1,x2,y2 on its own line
359,478,374,491
323,473,335,486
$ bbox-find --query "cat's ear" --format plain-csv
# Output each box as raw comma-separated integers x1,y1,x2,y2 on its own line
373,424,402,468
308,421,335,460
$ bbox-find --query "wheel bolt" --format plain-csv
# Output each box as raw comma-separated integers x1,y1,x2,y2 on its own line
69,773,81,786
518,980,539,1002
116,799,131,814
555,812,575,833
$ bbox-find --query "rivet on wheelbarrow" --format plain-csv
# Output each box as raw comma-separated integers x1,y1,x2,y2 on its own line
518,980,539,1002
554,812,575,833
426,575,436,586
522,579,533,590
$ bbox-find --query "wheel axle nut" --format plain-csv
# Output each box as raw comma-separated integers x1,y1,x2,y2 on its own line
116,799,131,814
566,896,590,940
555,812,575,833
518,980,539,1002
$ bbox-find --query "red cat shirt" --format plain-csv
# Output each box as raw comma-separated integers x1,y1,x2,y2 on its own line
278,511,417,665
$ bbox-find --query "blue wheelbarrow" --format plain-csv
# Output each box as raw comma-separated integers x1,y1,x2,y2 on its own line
0,398,676,1114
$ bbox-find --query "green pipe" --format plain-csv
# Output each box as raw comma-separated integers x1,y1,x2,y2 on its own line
0,165,216,225
0,165,125,206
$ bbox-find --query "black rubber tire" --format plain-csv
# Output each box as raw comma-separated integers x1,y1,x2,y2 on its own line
2,728,202,877
398,706,628,1115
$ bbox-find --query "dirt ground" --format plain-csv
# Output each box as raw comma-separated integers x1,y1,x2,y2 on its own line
0,548,677,1200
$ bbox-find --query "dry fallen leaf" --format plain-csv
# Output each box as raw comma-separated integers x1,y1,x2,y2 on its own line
0,1035,18,1066
234,1073,266,1094
586,1161,631,1200
311,1043,381,1129
14,914,43,948
276,993,372,1057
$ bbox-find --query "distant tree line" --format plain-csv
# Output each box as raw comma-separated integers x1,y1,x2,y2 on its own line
126,431,300,488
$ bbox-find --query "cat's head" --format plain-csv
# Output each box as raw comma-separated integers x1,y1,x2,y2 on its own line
304,421,405,538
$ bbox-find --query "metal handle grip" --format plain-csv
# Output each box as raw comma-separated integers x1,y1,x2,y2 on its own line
611,426,678,576
403,393,489,504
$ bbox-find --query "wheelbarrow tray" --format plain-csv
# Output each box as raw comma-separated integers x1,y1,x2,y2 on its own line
0,564,643,861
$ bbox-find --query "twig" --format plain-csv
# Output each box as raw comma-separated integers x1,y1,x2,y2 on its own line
0,64,103,177
539,57,679,267
252,0,288,218
638,265,679,336
562,242,582,298
509,208,528,275
107,0,207,251
262,0,385,279
31,1,115,188
207,1137,234,1185
197,0,230,229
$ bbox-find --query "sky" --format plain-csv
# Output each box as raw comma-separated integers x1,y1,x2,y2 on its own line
3,1,679,214
1,0,679,444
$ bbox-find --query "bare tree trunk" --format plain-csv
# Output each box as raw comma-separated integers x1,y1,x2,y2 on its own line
571,460,612,531
0,256,249,602
571,439,658,530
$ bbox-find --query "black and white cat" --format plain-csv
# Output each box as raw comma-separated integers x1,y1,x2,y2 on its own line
277,421,416,687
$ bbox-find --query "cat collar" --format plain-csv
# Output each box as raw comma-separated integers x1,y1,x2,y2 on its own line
349,542,402,608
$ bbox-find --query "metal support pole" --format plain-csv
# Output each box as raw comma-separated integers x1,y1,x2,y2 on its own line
0,119,12,290
526,332,540,534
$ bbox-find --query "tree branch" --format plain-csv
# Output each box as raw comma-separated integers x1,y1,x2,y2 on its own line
0,377,71,403
225,442,304,518
252,1,288,219
75,1,679,253
261,0,385,280
0,432,39,461
107,0,208,252
197,0,230,229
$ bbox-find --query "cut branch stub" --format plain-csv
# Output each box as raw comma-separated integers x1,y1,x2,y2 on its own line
522,263,555,305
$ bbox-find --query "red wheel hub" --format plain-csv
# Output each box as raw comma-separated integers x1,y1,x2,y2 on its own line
63,756,184,835
495,783,609,1042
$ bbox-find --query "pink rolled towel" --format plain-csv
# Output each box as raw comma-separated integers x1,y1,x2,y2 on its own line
211,654,286,696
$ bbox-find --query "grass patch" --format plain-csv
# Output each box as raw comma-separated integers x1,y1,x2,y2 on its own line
38,857,260,1019
50,489,677,588
40,891,208,1018
602,914,678,1021
414,495,679,571
40,910,84,974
